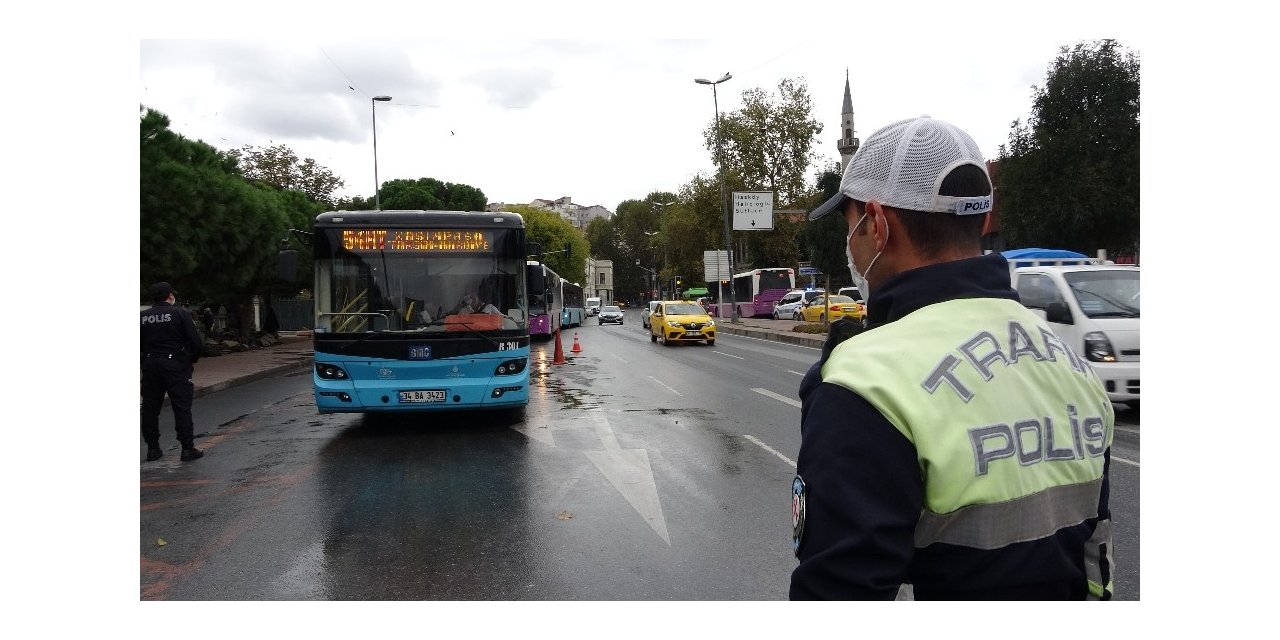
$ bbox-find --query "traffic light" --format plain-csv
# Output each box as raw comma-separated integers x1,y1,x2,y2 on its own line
675,275,683,287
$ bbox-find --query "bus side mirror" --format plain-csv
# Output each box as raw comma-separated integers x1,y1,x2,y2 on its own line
278,249,298,284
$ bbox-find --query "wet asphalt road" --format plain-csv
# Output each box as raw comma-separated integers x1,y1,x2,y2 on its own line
141,310,1140,600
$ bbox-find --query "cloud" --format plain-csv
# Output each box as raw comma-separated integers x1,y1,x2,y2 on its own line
464,67,555,109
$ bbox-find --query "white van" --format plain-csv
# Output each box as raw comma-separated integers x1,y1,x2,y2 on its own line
1011,263,1140,409
642,300,661,328
586,297,602,316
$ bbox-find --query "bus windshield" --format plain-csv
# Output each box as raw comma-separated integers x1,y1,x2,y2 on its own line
314,227,527,335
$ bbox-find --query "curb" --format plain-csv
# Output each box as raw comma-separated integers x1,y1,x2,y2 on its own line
717,324,825,348
194,360,313,398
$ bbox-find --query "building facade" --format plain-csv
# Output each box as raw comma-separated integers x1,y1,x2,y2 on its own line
586,257,614,303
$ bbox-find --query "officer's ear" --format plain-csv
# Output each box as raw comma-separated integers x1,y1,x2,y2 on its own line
865,201,892,252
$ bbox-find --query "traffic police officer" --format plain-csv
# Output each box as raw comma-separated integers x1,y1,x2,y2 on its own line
140,282,204,462
791,117,1114,600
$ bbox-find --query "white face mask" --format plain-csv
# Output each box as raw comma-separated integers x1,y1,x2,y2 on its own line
846,212,885,303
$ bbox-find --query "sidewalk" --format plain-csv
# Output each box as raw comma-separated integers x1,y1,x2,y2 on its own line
187,321,827,398
190,331,315,397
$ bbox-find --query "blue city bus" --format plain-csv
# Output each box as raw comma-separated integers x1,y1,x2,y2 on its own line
309,210,530,413
562,281,585,328
526,260,563,339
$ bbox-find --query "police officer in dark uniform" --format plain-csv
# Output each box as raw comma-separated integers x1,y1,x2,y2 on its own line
140,282,204,462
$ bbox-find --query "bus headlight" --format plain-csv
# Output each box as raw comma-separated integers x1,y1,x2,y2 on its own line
1083,332,1117,363
315,363,350,380
494,358,527,376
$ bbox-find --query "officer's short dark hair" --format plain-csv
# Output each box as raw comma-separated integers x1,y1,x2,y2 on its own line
151,281,175,303
891,163,991,258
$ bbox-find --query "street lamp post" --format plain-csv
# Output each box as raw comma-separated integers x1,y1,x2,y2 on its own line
371,95,392,210
643,229,661,299
650,201,674,299
694,72,738,323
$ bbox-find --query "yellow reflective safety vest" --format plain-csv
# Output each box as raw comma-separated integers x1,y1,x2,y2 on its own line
821,297,1115,598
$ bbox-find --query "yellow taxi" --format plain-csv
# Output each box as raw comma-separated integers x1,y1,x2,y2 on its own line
649,300,716,346
798,294,865,324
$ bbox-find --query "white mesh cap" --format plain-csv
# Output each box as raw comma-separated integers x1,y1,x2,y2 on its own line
809,116,992,220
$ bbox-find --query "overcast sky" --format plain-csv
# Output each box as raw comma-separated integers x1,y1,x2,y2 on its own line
138,22,1145,211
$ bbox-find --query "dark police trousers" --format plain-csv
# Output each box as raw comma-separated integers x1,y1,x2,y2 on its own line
140,353,195,448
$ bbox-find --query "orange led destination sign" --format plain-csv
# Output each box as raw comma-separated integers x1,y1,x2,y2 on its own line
341,229,492,252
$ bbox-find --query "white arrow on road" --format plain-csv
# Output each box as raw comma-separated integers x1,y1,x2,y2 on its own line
583,411,671,545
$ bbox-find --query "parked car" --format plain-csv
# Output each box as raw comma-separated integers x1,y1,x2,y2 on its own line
836,286,864,304
641,301,661,328
597,305,624,325
773,289,824,320
797,294,864,324
649,300,716,346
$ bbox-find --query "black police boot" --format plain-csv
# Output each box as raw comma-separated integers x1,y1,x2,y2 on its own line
146,447,163,462
180,447,204,462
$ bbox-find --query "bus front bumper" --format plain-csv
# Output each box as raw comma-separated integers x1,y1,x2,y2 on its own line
314,371,530,413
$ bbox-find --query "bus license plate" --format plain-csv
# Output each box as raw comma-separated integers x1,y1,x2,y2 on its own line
399,389,446,403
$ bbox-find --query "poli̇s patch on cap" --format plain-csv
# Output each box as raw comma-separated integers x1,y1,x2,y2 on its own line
792,475,806,557
952,195,993,215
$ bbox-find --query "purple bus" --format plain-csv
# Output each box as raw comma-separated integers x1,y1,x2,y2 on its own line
732,267,796,318
526,260,563,339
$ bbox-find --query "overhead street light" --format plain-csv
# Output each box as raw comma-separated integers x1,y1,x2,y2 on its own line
372,95,392,210
643,229,661,299
694,72,738,323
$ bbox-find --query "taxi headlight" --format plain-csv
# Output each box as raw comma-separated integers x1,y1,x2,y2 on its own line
706,319,715,327
667,320,681,327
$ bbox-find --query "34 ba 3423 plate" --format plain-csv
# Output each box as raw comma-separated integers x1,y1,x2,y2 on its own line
399,389,446,403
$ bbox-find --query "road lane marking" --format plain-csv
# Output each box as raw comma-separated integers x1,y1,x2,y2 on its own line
582,410,670,545
744,434,796,468
712,351,745,360
787,370,805,376
1112,455,1139,468
648,376,683,396
752,387,801,408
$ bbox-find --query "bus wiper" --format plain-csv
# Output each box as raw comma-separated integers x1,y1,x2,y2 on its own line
337,330,381,352
447,320,501,349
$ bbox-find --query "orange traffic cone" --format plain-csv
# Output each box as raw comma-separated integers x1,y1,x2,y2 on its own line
552,329,566,365
571,332,583,353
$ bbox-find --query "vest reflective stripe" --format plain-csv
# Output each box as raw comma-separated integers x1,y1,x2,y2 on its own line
822,298,1114,545
1084,518,1115,600
914,478,1103,548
